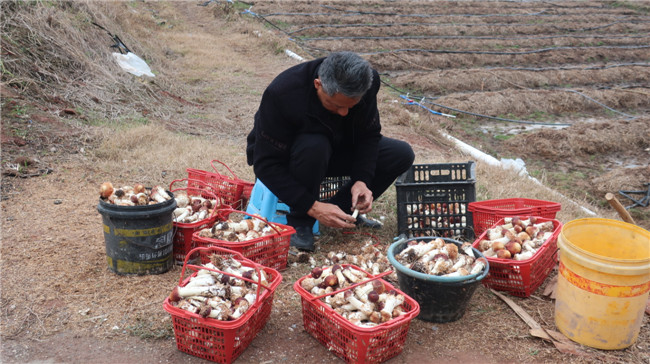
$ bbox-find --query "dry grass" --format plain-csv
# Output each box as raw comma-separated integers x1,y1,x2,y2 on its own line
92,123,255,188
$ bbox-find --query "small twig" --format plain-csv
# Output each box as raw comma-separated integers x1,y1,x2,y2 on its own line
486,71,529,90
84,314,108,322
537,307,549,326
390,52,435,71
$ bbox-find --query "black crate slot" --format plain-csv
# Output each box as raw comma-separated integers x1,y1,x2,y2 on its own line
396,162,476,241
319,176,350,202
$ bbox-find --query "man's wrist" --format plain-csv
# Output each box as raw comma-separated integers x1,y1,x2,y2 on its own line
307,200,321,218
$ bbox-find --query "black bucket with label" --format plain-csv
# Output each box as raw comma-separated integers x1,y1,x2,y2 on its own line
388,236,489,323
97,192,176,275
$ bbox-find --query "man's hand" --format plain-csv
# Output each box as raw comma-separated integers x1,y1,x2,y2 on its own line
351,181,373,214
307,201,356,228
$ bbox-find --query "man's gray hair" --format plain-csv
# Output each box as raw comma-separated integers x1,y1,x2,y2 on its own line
318,52,373,98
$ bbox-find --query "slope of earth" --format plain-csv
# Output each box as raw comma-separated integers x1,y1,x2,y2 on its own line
1,2,648,364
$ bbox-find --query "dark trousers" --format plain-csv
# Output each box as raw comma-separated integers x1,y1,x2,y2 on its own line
286,134,415,228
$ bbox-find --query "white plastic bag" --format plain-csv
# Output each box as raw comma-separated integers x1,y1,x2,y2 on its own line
111,52,155,77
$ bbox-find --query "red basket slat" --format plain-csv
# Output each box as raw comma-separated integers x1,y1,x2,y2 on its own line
186,168,245,210
163,246,282,363
293,266,420,364
169,179,231,265
472,216,562,297
192,209,295,271
468,198,561,236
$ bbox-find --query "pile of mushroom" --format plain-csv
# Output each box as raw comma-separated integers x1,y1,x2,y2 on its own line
405,202,467,238
326,241,392,277
300,265,408,327
475,216,555,261
99,182,170,206
172,190,221,224
395,238,487,277
196,216,280,242
168,254,269,321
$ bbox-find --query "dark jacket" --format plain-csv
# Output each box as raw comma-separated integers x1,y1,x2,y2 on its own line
246,57,382,214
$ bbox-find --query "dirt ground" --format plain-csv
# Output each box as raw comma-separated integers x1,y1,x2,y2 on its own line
1,1,649,364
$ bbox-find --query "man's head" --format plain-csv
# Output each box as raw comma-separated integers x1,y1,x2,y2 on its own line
314,52,373,116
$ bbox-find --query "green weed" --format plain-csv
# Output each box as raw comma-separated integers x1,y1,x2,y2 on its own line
527,111,551,121
494,134,513,141
10,105,28,117
82,111,149,128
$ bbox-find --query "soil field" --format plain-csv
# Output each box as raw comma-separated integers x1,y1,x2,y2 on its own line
1,1,649,364
250,0,650,226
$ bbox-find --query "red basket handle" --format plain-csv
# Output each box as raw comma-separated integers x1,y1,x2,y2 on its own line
210,159,239,179
169,178,223,198
179,246,271,299
216,208,283,236
309,267,394,302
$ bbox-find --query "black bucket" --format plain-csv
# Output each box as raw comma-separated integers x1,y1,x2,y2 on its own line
97,192,176,275
387,237,489,323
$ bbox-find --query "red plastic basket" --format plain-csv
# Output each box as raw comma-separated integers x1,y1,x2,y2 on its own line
169,179,232,265
468,198,561,236
293,267,420,364
163,246,282,363
186,160,254,211
192,209,295,271
472,216,562,297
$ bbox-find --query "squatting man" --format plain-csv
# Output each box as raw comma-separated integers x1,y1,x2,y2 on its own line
246,51,414,252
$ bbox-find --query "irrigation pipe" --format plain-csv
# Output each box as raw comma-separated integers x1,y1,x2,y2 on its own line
241,7,316,59
299,43,650,58
266,6,626,20
358,45,650,57
287,20,649,35
563,89,637,120
384,78,637,125
400,95,455,118
483,62,650,71
404,95,573,127
298,34,648,42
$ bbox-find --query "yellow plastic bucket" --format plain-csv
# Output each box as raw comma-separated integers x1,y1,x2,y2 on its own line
555,218,650,350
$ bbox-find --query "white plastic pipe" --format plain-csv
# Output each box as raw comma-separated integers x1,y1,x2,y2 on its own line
441,131,597,216
284,49,304,62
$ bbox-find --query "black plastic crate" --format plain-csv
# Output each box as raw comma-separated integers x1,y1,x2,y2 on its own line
319,176,351,202
395,162,476,241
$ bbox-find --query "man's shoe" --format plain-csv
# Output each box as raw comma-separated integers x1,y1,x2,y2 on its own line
356,214,383,229
290,226,315,252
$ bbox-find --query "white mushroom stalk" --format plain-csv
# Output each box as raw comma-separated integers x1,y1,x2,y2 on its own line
300,265,408,327
172,191,219,224
197,214,287,242
325,240,395,282
168,253,270,321
380,290,405,323
395,238,484,277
